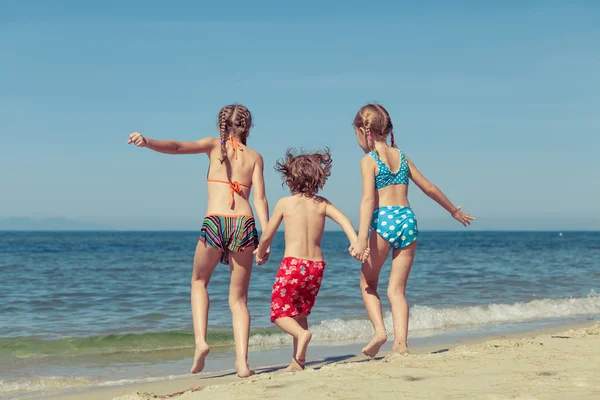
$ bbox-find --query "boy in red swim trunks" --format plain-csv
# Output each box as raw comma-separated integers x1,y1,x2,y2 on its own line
254,148,368,372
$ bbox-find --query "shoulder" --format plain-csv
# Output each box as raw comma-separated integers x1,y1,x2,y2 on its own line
313,195,331,205
275,196,292,207
248,148,263,163
247,148,264,168
199,137,220,149
360,153,377,169
204,137,220,145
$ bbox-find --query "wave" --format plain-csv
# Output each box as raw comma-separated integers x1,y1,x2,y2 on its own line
248,291,600,346
2,292,598,359
0,328,278,359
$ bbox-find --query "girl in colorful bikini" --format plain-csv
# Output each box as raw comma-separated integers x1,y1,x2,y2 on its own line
254,149,367,372
127,104,269,378
349,104,475,358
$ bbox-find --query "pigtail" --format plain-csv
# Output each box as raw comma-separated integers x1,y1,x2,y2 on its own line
218,107,231,163
235,106,252,145
365,121,378,158
354,104,396,156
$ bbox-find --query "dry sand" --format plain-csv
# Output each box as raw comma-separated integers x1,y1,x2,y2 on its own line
54,323,600,400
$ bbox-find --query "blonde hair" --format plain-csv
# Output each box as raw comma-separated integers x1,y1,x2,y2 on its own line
217,104,252,163
353,104,395,156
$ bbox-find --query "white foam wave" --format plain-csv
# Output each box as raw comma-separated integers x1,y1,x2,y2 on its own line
0,373,189,395
249,291,600,347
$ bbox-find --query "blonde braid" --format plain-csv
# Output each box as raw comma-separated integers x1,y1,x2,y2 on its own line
235,105,251,145
218,106,234,163
364,116,378,157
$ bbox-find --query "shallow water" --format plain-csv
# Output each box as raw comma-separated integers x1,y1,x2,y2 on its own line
1,231,599,397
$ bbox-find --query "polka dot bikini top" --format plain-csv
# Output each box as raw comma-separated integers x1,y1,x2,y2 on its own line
369,149,410,190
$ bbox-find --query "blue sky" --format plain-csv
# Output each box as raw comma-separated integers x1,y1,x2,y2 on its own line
1,1,599,230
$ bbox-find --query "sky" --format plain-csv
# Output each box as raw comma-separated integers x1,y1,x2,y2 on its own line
1,0,599,230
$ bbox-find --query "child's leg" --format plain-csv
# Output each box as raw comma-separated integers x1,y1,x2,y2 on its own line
388,242,417,354
190,241,222,374
228,251,255,378
275,316,312,370
292,316,308,356
360,232,391,357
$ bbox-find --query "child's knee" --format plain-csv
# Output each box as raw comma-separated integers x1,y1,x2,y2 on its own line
387,285,406,299
191,277,208,288
360,277,377,291
228,295,248,310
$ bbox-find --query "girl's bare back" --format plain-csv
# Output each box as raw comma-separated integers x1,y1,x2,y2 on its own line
205,138,263,216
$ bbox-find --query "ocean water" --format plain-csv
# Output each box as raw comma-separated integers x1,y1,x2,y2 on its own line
1,231,599,398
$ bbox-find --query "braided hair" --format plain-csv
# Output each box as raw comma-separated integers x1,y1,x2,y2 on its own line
353,104,394,157
217,104,253,163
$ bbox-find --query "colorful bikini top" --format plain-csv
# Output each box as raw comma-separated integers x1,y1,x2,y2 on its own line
369,149,410,190
207,137,252,207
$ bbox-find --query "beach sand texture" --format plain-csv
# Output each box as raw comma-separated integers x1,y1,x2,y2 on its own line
90,323,600,400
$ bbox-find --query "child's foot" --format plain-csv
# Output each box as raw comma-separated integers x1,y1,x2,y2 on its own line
384,348,409,361
283,357,305,373
361,331,387,358
235,360,255,378
295,330,312,362
190,343,210,374
384,342,409,360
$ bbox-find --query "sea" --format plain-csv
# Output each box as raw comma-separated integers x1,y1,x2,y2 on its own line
1,231,599,399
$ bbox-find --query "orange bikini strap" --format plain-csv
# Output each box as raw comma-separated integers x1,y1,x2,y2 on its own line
207,179,251,207
226,136,244,160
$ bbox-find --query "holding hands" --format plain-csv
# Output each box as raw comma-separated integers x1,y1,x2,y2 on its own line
253,247,271,266
349,238,370,263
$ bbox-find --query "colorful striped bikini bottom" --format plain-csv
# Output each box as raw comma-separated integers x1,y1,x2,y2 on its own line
199,214,259,265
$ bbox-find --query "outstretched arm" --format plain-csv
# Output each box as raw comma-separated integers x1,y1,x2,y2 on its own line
254,200,284,265
128,132,216,155
252,155,270,233
406,156,475,226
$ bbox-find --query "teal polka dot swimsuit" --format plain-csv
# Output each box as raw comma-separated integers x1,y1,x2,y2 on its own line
368,149,418,249
369,149,410,189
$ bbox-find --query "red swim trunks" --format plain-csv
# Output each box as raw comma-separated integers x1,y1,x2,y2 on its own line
270,257,326,323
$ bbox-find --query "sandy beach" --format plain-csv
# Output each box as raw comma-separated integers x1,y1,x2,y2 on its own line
42,322,599,400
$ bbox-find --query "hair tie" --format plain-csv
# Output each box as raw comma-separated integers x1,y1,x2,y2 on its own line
367,135,373,141
220,138,226,144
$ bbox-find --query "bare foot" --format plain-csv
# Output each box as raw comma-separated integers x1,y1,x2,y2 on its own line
235,360,255,378
361,331,387,358
190,343,210,374
283,357,305,373
295,330,312,362
384,348,409,361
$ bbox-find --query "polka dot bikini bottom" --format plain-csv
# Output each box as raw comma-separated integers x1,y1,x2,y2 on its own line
370,206,418,249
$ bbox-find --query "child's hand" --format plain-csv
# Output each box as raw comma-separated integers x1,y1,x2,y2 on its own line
351,246,370,263
349,238,369,262
253,248,269,266
452,206,475,227
128,132,148,147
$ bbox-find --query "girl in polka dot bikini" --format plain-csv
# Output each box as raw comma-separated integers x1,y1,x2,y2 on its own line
349,104,475,359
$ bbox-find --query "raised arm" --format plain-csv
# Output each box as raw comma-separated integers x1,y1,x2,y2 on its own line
128,132,216,155
325,202,359,244
251,154,269,232
351,156,377,255
254,200,284,265
406,155,475,226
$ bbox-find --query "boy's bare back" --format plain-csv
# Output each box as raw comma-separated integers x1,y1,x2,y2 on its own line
278,195,329,261
254,148,363,266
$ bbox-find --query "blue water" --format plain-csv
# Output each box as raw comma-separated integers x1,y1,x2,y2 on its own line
1,231,599,397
